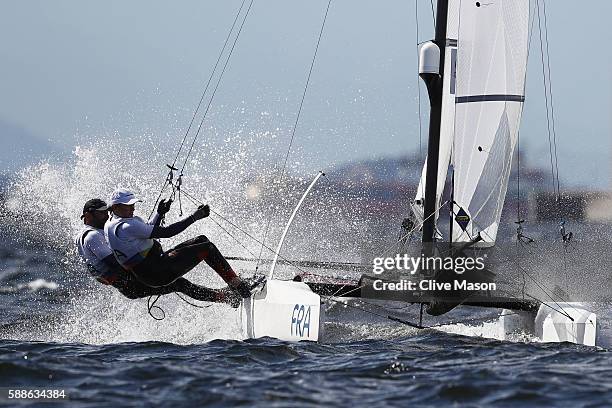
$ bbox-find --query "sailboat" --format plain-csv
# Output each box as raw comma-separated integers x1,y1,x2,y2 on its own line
238,0,598,345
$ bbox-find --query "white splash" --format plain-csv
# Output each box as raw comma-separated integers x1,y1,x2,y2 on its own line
0,279,59,293
3,127,288,344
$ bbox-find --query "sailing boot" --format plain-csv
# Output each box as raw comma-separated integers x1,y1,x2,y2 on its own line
229,277,252,298
216,287,242,308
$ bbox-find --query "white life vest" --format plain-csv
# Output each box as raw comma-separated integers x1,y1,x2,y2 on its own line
75,226,114,280
104,215,155,269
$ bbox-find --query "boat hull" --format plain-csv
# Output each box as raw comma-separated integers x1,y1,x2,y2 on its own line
241,279,324,341
241,281,598,346
501,303,597,346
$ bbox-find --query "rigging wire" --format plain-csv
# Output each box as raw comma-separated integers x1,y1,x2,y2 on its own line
429,0,436,26
447,204,575,321
148,0,250,218
181,189,260,259
182,188,576,325
415,0,423,159
515,0,539,299
179,188,327,277
536,0,573,270
372,200,450,261
255,0,333,273
516,0,539,225
179,0,256,177
535,0,561,203
541,0,562,200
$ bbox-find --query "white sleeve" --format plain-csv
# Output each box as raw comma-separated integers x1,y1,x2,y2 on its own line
84,233,114,260
118,217,154,239
148,212,160,226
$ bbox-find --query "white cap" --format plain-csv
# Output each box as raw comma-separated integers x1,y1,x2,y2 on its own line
109,188,142,206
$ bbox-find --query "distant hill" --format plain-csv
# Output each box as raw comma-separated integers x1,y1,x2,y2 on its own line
0,118,62,173
328,154,422,186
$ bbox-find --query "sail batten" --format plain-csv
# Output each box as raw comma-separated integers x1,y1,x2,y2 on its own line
456,94,525,103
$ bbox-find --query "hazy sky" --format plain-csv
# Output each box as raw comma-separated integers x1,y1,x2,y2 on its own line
1,1,610,189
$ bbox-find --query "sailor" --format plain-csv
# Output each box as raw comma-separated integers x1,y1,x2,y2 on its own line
104,188,252,299
75,198,239,305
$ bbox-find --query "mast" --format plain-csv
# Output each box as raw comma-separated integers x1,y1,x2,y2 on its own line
421,0,449,244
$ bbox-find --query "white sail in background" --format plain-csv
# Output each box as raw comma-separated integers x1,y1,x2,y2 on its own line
412,0,460,232
451,0,530,244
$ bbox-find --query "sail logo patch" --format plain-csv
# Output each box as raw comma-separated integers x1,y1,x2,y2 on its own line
291,304,311,338
455,208,470,231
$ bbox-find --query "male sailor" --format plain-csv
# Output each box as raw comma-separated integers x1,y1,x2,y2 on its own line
104,188,252,299
75,198,240,305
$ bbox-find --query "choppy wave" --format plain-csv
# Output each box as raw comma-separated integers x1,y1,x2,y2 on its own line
0,278,59,293
1,334,611,407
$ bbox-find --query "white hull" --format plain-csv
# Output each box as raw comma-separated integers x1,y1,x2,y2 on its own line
501,303,597,346
240,279,324,342
242,280,599,346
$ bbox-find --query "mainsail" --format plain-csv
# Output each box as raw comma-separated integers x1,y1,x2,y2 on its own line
415,0,530,245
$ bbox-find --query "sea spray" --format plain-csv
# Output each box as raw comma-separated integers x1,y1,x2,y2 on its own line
2,126,390,344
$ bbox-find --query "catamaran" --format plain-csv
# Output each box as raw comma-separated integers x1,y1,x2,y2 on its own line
239,0,599,346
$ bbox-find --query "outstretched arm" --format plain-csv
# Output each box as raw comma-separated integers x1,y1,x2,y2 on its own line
148,204,209,239
150,215,196,239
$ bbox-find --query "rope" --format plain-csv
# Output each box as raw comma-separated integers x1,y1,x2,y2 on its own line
148,0,251,218
175,293,213,309
210,215,259,259
256,0,333,273
147,295,165,320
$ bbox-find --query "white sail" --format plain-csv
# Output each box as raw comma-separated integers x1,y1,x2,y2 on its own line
451,0,530,244
412,0,460,233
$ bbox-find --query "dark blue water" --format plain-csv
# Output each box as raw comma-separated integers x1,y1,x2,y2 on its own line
1,335,611,407
2,225,612,407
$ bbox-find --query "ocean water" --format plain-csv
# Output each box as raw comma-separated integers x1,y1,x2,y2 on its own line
2,144,612,407
3,222,612,407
